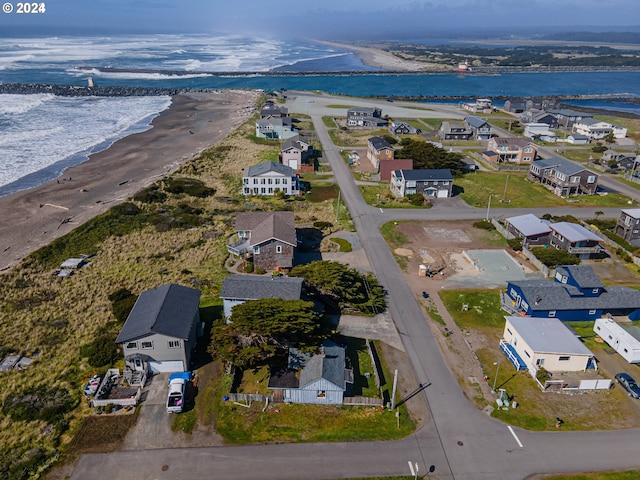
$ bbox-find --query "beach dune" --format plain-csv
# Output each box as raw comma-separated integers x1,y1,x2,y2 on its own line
0,90,258,271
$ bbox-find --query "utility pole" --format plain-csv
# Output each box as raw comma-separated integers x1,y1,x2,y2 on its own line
502,175,509,202
485,194,492,221
335,190,341,223
391,369,398,410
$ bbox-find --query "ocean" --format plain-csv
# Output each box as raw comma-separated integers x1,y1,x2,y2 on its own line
1,33,640,196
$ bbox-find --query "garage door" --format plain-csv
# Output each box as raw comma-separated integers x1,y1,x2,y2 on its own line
149,361,184,373
437,189,449,198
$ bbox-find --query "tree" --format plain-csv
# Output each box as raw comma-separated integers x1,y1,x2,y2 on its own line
395,139,467,176
210,298,320,368
604,132,616,146
290,261,386,314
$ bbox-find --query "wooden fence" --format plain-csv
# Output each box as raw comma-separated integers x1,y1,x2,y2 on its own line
343,396,383,406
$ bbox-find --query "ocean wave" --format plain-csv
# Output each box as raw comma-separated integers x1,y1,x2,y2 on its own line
67,68,213,80
0,95,171,188
0,93,55,115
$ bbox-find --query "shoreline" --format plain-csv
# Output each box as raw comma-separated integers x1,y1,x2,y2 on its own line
0,89,258,271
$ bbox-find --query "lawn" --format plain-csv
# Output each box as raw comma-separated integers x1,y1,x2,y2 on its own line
209,339,413,444
438,289,639,431
457,171,634,208
544,472,640,480
561,148,600,163
360,185,426,209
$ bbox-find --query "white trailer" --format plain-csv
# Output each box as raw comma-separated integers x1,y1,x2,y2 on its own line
594,318,640,364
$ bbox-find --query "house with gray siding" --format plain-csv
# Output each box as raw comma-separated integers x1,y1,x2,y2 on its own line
227,211,297,272
268,340,353,404
505,214,551,247
438,121,473,141
220,274,304,320
548,222,602,259
464,116,492,140
390,169,453,199
347,107,386,128
528,157,598,196
116,284,201,373
255,117,296,140
616,208,640,246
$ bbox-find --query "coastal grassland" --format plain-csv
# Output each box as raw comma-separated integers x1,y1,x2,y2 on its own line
490,118,524,135
560,148,600,163
457,171,634,208
594,115,640,141
417,117,445,130
0,116,342,477
359,185,426,209
323,115,338,128
326,104,356,109
543,472,640,480
380,221,410,270
439,289,640,431
330,127,389,147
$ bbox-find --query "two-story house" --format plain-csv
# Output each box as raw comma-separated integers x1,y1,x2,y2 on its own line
548,109,593,129
390,169,453,199
242,161,300,197
280,135,314,172
367,136,394,170
461,98,492,114
519,110,559,129
388,120,418,135
616,208,640,246
483,138,538,164
502,265,640,321
464,116,492,140
347,107,387,128
528,157,598,196
573,118,627,140
503,99,525,114
256,117,297,140
116,284,202,373
438,121,473,141
227,211,297,272
260,101,288,119
547,222,602,260
505,213,552,247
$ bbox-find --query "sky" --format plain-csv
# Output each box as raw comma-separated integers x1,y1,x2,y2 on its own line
1,0,639,38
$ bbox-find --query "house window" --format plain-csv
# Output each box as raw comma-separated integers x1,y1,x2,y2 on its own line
587,175,596,183
268,188,273,194
275,178,281,185
253,178,258,185
125,342,138,349
141,341,153,349
536,358,545,366
443,181,449,185
253,246,260,254
260,178,266,184
559,356,570,361
592,288,599,294
507,328,512,335
523,157,531,162
624,348,629,353
243,178,248,184
548,311,556,318
260,187,266,194
570,176,580,183
168,340,181,349
524,350,530,358
276,245,282,254
268,178,273,185
317,390,326,398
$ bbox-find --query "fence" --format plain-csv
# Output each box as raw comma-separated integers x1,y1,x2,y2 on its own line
343,396,383,406
227,393,273,403
521,246,554,277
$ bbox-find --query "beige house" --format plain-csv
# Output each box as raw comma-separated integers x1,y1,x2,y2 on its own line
501,315,596,375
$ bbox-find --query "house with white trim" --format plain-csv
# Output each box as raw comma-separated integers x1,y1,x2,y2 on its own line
242,161,300,197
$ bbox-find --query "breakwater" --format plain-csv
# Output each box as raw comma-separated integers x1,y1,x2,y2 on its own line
0,83,201,97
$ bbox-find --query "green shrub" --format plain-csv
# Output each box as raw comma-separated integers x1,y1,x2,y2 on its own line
255,268,267,275
133,185,166,203
80,333,120,367
330,237,353,252
244,261,254,273
507,238,523,251
473,219,495,231
163,177,215,198
2,385,78,423
108,288,138,323
406,193,425,206
313,221,333,231
530,247,580,268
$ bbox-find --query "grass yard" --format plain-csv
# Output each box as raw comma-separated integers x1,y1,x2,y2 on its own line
209,339,413,445
544,471,640,480
457,171,634,208
323,116,339,128
418,118,445,129
326,104,356,109
561,149,600,163
438,289,640,431
360,185,426,209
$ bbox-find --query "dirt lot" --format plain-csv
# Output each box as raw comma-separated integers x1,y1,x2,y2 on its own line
393,219,640,428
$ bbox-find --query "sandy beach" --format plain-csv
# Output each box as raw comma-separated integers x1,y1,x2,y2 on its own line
0,89,259,271
318,40,440,71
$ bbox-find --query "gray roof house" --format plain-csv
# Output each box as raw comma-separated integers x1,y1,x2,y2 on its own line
505,213,551,247
220,274,304,319
347,107,387,128
616,208,640,246
268,340,353,404
227,211,297,272
255,117,296,140
503,265,640,321
464,116,492,140
116,284,202,373
243,161,300,197
390,169,453,199
528,157,598,196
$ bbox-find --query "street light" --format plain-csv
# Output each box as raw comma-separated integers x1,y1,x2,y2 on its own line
492,361,501,392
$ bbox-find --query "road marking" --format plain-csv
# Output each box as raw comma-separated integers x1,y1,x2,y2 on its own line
380,208,384,213
508,426,523,448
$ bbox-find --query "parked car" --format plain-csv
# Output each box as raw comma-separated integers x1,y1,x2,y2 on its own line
167,371,193,413
615,372,640,399
83,375,101,397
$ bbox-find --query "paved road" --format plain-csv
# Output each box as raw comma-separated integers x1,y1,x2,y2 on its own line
70,95,640,480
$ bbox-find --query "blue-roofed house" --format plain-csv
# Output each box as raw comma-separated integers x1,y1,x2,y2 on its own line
548,222,602,259
268,340,354,404
501,316,596,374
464,116,492,140
503,265,640,321
116,284,202,373
505,214,551,247
528,157,598,196
390,169,454,199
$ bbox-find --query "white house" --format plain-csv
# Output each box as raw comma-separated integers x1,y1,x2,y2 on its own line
594,317,640,364
573,118,627,140
501,316,596,375
256,117,297,140
523,123,550,139
242,161,300,196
